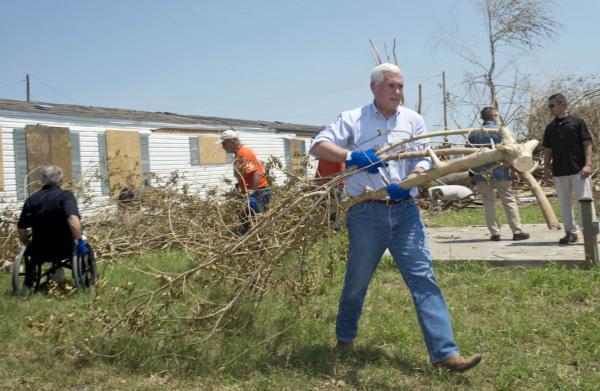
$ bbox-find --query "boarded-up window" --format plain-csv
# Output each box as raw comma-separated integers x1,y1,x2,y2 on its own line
105,129,143,198
25,125,72,194
188,135,230,165
284,138,307,173
198,134,229,164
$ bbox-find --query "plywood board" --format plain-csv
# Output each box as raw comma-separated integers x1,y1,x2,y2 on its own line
289,139,305,172
25,125,72,193
105,129,142,198
198,134,228,164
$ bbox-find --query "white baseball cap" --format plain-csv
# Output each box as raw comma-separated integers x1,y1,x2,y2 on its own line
217,129,239,144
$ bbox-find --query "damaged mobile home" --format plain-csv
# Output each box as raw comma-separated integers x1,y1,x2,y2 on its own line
0,98,318,210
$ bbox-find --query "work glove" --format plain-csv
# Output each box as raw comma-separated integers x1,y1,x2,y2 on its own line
346,148,386,174
248,192,258,211
75,235,88,256
386,183,411,200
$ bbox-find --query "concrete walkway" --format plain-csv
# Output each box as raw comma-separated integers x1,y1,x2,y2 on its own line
426,224,594,266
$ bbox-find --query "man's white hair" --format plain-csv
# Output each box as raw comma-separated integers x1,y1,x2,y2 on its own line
370,63,403,84
41,165,63,186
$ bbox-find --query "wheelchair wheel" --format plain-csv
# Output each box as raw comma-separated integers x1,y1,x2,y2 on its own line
73,244,97,290
12,246,38,296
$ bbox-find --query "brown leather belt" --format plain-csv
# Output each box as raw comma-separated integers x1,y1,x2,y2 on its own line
365,198,413,206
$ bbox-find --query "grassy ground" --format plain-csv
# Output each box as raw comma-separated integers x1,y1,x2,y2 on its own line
2,198,598,390
2,245,600,390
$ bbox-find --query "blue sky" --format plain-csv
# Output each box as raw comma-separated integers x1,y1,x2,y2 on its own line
1,0,598,129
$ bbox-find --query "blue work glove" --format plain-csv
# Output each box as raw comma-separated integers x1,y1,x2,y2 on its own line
346,148,386,174
75,236,88,256
386,183,411,200
248,192,257,211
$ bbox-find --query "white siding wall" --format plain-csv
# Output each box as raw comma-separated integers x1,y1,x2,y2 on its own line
148,130,291,197
1,128,17,203
0,116,315,213
76,130,111,213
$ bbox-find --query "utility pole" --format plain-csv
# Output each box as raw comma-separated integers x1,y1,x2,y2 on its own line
417,83,422,114
442,71,448,145
26,73,30,102
442,71,448,130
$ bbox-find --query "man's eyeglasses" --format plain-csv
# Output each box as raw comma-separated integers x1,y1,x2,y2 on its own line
548,104,556,108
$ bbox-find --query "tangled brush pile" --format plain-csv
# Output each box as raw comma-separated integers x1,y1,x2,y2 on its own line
1,160,348,356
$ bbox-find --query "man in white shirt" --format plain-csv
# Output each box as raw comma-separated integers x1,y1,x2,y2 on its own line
310,63,481,372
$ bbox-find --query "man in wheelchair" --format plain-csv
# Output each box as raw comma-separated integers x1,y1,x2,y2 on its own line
16,165,87,287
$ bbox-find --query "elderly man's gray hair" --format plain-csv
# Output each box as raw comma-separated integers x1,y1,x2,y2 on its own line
41,165,64,185
370,63,403,84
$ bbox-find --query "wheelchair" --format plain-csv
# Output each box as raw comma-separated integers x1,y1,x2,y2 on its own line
12,241,97,296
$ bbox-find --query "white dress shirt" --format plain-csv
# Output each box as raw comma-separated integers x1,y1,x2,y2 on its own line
311,102,431,197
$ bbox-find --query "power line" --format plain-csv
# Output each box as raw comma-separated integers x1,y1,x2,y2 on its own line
0,79,24,90
28,74,74,101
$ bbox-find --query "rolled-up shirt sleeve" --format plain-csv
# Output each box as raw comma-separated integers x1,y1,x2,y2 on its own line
310,114,351,154
61,191,80,218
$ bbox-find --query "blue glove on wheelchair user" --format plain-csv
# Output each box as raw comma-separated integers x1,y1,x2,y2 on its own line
248,192,258,211
386,183,411,200
346,148,386,174
76,236,88,256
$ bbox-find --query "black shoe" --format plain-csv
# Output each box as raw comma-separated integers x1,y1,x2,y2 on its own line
490,235,501,241
512,232,530,241
559,233,578,245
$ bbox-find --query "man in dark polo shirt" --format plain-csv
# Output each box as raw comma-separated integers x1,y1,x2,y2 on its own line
17,165,87,280
543,93,596,245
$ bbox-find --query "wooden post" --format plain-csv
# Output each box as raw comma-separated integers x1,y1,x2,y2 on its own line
579,198,599,264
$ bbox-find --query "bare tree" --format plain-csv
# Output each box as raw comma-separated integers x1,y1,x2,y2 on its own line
443,0,560,129
482,0,559,110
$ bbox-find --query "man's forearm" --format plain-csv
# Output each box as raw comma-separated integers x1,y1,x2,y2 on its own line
310,141,348,163
543,148,552,171
67,215,82,239
583,141,593,167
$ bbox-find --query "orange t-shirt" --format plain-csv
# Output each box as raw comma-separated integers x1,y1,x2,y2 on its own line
234,146,268,192
315,159,345,179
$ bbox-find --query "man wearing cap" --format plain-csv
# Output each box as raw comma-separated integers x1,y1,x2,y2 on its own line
310,63,481,372
219,130,272,234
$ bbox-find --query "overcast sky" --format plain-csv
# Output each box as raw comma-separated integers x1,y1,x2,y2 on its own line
1,0,598,129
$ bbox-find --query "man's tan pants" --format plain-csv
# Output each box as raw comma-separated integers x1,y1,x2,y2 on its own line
476,180,524,236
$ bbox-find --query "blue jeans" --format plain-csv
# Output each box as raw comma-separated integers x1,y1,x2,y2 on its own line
337,200,458,362
239,188,272,235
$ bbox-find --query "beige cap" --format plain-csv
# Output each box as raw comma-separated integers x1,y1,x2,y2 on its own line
217,129,239,144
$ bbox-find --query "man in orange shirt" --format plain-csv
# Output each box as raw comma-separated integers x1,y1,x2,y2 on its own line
219,130,271,234
315,159,345,229
315,159,345,185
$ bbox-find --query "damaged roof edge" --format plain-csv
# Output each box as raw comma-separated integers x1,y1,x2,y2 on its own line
0,98,321,135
